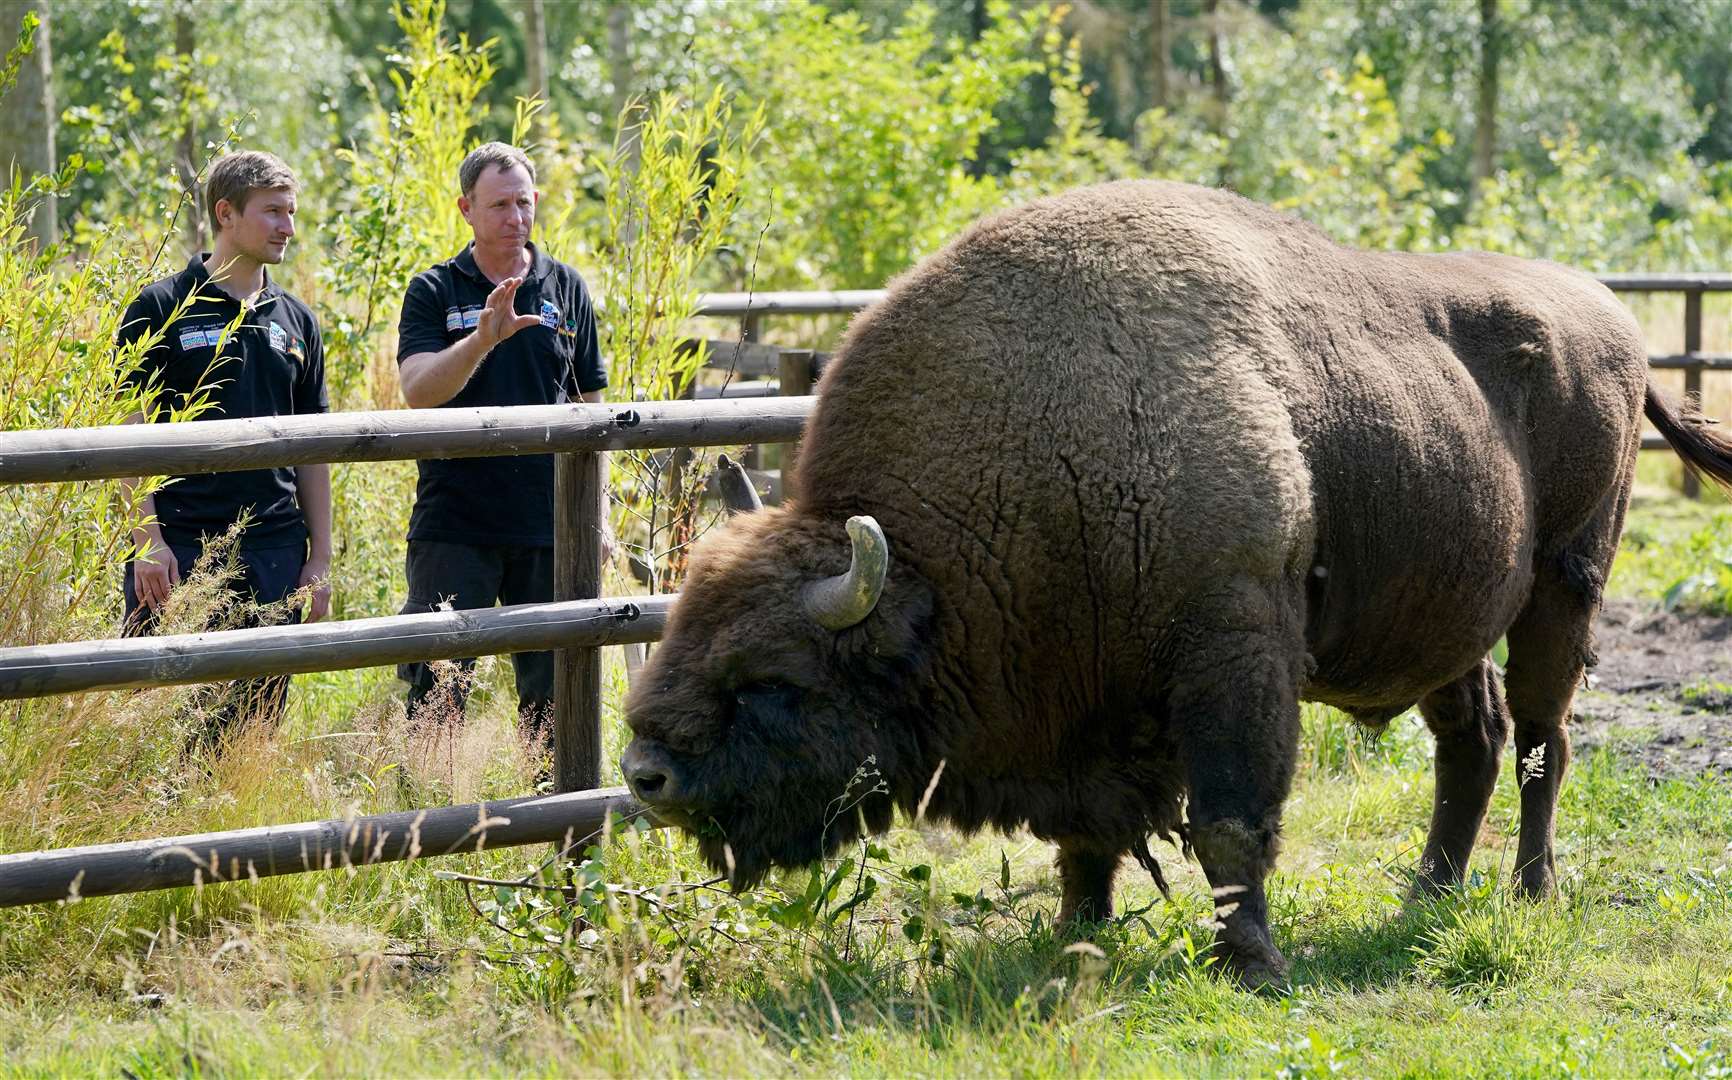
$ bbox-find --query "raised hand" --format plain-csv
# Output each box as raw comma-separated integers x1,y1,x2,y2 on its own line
477,276,542,350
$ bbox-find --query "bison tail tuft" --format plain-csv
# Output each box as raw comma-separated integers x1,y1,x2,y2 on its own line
1646,380,1732,498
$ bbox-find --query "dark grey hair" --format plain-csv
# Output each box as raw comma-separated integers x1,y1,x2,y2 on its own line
459,142,537,197
205,151,297,235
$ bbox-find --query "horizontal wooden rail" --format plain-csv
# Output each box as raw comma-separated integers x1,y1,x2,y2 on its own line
0,786,652,908
1648,353,1732,370
1598,273,1732,292
0,397,815,485
695,289,884,316
0,595,673,699
695,382,781,399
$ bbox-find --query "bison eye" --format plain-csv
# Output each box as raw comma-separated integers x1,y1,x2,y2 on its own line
734,680,789,706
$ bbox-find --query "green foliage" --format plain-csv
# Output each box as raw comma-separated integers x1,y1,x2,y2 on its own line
53,1,348,235
322,0,493,369
1410,876,1572,992
1298,703,1428,779
1002,26,1140,201
0,5,39,100
1264,54,1447,252
598,86,757,589
698,0,1047,288
1610,497,1732,615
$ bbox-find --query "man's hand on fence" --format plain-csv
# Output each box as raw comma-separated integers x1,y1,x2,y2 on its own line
476,276,541,352
132,536,180,611
298,558,332,623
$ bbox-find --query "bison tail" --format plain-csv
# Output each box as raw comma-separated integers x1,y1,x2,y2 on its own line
1646,380,1732,498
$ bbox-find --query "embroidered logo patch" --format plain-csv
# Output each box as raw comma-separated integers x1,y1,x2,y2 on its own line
445,306,483,332
177,324,225,350
268,322,289,354
540,299,560,328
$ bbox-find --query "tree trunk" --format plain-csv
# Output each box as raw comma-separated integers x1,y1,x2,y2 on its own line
0,0,55,248
964,0,989,178
1471,0,1501,197
607,1,639,171
1149,0,1169,111
521,0,546,137
1204,0,1228,131
173,2,205,255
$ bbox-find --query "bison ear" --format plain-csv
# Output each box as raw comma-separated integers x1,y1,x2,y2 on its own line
715,454,764,515
804,515,889,630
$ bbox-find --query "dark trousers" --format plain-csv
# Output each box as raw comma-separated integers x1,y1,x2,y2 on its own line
397,540,555,736
123,540,305,745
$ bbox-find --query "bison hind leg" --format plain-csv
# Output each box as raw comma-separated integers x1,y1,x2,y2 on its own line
1413,659,1510,896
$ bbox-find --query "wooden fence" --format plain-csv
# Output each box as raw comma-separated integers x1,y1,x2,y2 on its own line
0,391,814,906
0,275,1726,908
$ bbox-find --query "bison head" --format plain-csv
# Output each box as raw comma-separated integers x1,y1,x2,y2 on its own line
621,507,932,888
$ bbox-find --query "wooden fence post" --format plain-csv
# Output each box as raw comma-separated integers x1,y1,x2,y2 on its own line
778,349,815,489
1684,289,1704,499
553,450,606,791
743,312,765,471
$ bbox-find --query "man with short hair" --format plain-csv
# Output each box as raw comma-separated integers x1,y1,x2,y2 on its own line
117,149,331,739
395,142,607,738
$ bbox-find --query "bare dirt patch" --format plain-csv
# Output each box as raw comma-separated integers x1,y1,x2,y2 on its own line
1574,599,1732,776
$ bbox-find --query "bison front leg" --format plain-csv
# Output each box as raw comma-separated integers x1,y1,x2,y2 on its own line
1056,845,1122,924
1172,598,1304,990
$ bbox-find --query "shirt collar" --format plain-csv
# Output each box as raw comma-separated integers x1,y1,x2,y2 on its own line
455,242,551,285
182,252,281,303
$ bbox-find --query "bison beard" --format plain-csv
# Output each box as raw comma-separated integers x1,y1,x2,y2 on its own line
623,180,1732,990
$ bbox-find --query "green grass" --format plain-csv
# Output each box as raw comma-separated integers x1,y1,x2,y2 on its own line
4,706,1731,1075
5,494,1732,1076
1609,469,1732,613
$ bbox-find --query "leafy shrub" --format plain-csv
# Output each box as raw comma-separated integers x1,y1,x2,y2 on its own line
696,0,1047,290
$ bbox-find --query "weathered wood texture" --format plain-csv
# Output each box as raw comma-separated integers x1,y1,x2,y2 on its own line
0,596,672,700
0,786,649,908
1600,274,1732,292
553,451,606,792
686,338,829,381
778,349,815,484
694,290,883,316
685,337,785,377
1684,289,1705,498
0,398,814,485
695,382,781,399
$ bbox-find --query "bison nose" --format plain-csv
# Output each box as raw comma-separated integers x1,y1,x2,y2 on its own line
622,740,683,806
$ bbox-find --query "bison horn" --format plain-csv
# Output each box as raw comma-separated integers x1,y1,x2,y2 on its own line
804,515,889,630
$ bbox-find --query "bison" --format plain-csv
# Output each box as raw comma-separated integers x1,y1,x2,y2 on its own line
621,180,1732,987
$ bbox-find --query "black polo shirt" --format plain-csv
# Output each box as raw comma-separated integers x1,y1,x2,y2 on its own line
397,242,606,547
118,254,328,549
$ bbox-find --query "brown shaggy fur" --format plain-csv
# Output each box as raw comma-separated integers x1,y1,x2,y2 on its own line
622,180,1732,987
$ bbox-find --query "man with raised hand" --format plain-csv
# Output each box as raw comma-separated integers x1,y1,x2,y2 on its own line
117,150,332,742
394,142,607,744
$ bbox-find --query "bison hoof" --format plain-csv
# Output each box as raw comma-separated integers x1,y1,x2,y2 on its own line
1516,863,1556,900
1212,932,1289,993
